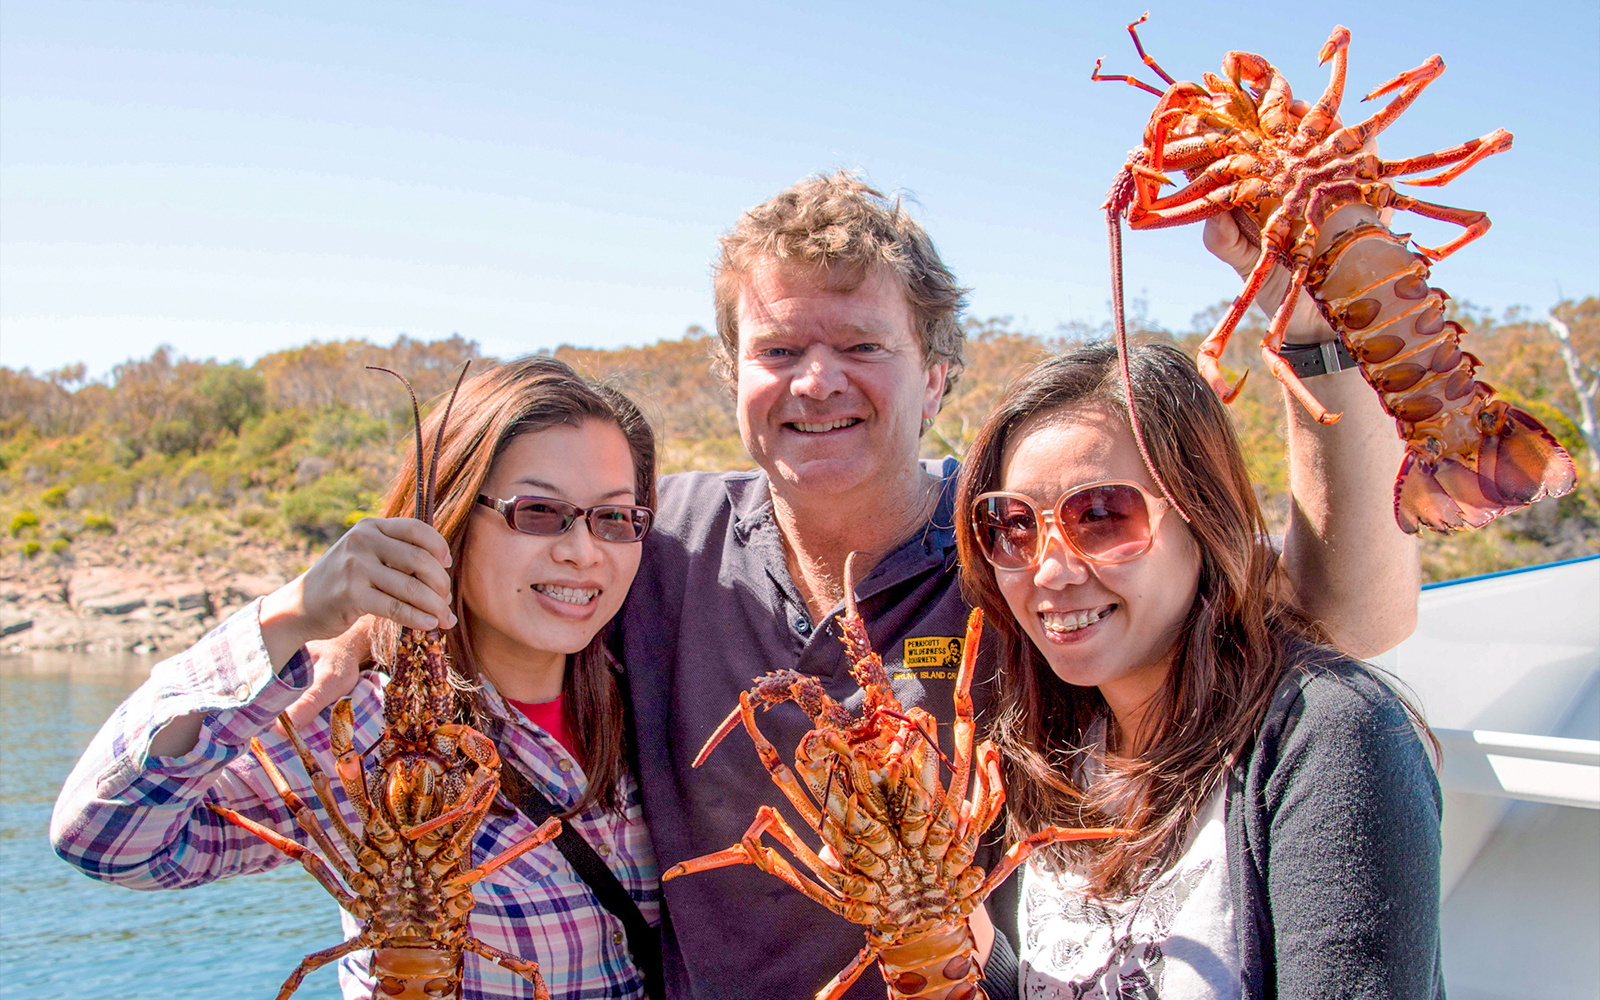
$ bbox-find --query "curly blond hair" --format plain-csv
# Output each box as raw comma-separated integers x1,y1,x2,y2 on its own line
711,170,968,398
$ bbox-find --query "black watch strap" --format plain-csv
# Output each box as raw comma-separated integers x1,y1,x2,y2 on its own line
1279,339,1358,378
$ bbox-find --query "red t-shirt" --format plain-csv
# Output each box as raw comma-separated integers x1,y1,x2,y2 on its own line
503,693,579,760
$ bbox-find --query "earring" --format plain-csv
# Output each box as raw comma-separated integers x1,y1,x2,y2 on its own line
921,417,934,435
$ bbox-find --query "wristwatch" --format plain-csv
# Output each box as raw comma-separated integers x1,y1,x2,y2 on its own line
1278,339,1357,378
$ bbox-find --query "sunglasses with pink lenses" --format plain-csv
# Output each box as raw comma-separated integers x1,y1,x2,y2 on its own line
971,481,1171,569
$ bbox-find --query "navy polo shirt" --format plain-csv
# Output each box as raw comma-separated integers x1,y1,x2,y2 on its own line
617,458,1018,1000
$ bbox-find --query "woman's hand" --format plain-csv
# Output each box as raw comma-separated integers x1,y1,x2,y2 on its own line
259,516,456,670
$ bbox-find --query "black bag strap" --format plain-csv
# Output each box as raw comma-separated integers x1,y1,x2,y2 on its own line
499,753,663,1000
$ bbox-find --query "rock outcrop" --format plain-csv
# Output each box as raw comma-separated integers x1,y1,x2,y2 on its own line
2,522,301,656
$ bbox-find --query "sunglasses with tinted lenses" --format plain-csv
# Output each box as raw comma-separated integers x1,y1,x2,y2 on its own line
475,495,653,543
971,481,1171,569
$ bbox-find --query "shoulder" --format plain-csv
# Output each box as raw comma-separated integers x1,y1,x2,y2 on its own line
1247,644,1437,807
1266,647,1414,739
656,470,761,527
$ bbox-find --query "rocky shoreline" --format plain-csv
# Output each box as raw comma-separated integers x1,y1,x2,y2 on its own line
1,521,308,657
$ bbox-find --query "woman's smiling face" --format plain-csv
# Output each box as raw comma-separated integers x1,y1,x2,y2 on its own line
993,403,1202,723
459,420,643,690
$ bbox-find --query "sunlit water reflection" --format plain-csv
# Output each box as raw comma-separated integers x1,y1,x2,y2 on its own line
1,653,339,999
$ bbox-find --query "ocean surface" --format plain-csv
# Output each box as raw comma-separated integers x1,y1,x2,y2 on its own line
0,654,340,999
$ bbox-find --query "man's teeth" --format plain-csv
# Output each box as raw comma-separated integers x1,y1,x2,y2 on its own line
533,584,598,605
1042,607,1112,634
792,418,860,433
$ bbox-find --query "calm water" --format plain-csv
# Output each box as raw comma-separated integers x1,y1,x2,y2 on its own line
1,654,341,999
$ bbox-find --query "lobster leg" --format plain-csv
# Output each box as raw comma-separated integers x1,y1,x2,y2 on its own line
817,944,884,1000
327,698,372,823
243,736,365,884
663,806,883,924
275,712,372,867
443,816,563,891
1384,129,1514,187
1372,190,1491,262
947,610,983,816
971,824,1135,902
1090,58,1164,97
462,937,552,1000
1289,26,1351,153
740,692,829,827
1197,238,1283,401
1322,55,1444,157
207,801,366,914
1124,11,1177,86
272,933,371,1000
1258,274,1341,424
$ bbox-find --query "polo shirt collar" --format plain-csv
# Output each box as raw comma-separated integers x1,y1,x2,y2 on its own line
723,458,960,592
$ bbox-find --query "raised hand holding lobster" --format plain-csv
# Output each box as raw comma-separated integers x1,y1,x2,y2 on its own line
1097,16,1576,533
209,365,564,1000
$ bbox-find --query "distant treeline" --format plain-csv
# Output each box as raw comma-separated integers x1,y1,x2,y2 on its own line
3,298,1596,581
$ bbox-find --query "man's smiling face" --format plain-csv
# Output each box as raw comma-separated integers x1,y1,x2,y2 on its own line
734,258,946,499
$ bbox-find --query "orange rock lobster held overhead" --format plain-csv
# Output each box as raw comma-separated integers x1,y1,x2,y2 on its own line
207,363,563,1000
1094,15,1576,533
662,554,1129,1000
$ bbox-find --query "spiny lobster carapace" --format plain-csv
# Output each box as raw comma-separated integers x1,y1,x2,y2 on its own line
208,363,563,1000
1095,16,1576,532
662,554,1128,1000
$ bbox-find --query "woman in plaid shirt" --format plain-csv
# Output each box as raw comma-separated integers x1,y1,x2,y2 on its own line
51,357,661,999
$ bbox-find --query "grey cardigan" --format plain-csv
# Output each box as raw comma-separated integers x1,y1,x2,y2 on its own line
1227,652,1445,999
986,652,1444,1000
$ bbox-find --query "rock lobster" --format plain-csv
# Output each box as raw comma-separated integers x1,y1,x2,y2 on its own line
208,364,563,1000
1095,16,1576,533
662,554,1127,1000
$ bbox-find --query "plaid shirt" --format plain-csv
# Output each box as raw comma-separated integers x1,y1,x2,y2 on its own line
50,602,660,1000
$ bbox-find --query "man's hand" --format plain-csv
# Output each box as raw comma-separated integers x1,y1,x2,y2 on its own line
279,622,376,733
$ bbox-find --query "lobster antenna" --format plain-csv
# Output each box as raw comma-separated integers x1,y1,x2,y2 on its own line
843,550,869,621
423,361,472,525
1104,202,1192,524
368,366,426,521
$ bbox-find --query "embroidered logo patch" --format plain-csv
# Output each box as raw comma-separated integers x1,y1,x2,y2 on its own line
901,635,965,680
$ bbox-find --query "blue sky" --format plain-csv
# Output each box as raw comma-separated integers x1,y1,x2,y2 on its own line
3,0,1596,379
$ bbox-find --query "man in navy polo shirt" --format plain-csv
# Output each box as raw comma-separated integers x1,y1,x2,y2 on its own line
617,171,1419,999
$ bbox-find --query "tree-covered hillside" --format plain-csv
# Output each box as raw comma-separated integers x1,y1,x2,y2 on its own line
3,299,1596,587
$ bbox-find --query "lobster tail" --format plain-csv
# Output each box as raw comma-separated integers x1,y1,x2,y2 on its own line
1395,404,1578,534
1478,401,1578,505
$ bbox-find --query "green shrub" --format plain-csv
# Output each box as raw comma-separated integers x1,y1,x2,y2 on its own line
49,537,70,555
238,505,271,528
41,484,69,509
83,513,117,534
281,473,372,545
21,539,40,559
9,510,39,538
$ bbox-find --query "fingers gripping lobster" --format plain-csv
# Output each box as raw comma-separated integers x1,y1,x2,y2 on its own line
208,364,563,1000
1095,16,1576,532
662,554,1128,1000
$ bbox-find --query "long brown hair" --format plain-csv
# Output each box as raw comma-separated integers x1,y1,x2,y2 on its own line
955,341,1324,894
373,356,656,815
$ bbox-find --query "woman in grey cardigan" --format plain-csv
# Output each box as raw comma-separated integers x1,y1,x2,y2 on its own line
954,342,1442,999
